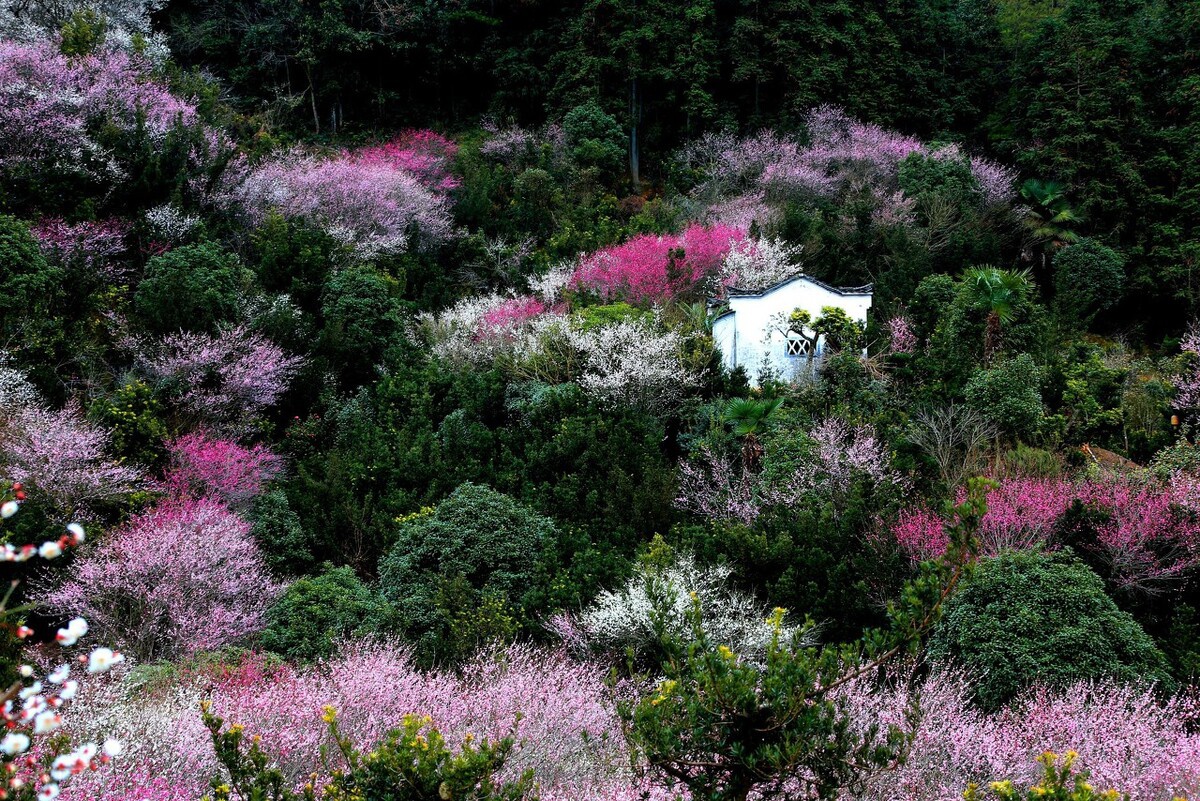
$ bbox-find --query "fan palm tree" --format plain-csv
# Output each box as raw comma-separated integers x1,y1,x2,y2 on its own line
961,266,1034,364
1019,179,1082,265
723,396,784,471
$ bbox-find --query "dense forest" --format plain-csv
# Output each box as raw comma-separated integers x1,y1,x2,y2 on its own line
0,0,1199,799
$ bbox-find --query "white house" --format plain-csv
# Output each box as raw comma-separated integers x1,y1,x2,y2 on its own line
710,275,872,384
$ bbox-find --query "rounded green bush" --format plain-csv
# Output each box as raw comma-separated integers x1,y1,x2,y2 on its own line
378,482,555,663
928,549,1173,711
135,241,243,334
260,564,380,661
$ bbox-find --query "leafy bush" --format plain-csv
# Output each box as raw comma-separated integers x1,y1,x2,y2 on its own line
377,483,556,663
248,490,316,577
927,549,1173,712
261,564,381,661
135,242,243,334
964,354,1045,441
1053,239,1125,329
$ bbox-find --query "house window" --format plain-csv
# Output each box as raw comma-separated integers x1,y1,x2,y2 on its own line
785,334,810,357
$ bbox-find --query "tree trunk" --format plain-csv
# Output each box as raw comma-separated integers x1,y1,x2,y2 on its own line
630,78,641,192
984,311,1001,364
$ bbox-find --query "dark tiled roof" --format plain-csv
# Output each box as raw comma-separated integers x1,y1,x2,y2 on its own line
721,274,873,299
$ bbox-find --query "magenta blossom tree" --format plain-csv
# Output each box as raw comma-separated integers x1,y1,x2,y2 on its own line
352,129,461,193
890,476,1200,592
570,223,745,305
36,497,284,662
164,432,283,511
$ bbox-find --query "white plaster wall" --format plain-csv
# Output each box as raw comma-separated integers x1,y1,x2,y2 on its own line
712,277,871,384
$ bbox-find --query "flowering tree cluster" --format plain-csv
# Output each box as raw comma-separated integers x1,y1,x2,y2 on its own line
478,119,568,169
134,325,302,437
679,107,1017,237
842,672,1200,801
0,38,204,179
30,218,130,279
0,389,145,519
891,476,1200,592
164,432,282,511
569,223,745,304
36,497,284,662
429,301,700,411
676,418,905,525
1174,324,1200,420
231,136,457,260
58,642,664,800
351,129,461,193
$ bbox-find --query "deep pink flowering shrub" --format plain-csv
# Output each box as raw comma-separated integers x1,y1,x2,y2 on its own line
0,39,207,177
0,400,145,517
37,498,284,661
479,295,548,337
570,223,745,304
135,325,302,437
352,129,461,193
841,673,1200,801
232,141,456,260
890,477,1200,591
164,432,283,510
31,217,130,278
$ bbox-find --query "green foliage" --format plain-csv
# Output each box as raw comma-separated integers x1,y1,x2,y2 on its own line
248,490,316,578
322,711,534,801
261,564,381,661
965,751,1124,801
964,355,1045,441
1054,239,1125,329
252,213,345,313
87,379,169,469
0,214,64,342
59,9,108,56
377,483,555,664
813,306,865,353
135,242,243,334
927,549,1174,712
562,102,625,175
318,264,406,387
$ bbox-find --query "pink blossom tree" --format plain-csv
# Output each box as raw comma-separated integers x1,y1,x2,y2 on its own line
0,399,145,519
135,325,302,437
36,497,285,662
31,217,130,279
352,129,461,193
164,432,283,511
0,38,211,178
232,141,456,261
842,672,1200,801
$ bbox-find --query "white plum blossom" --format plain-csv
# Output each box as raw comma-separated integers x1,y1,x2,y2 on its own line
87,647,125,674
0,501,16,518
0,732,30,755
719,237,805,292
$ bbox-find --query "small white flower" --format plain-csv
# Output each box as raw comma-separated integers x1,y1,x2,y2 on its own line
86,647,123,674
59,681,78,701
68,617,88,637
18,664,34,677
33,709,62,734
50,756,72,781
66,523,85,543
38,783,60,800
19,681,42,700
0,733,30,755
102,738,122,758
47,665,70,684
1,501,18,518
38,541,62,560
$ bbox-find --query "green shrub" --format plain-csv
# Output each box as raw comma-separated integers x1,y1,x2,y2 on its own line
0,214,64,342
260,564,381,661
319,264,404,387
1053,239,1125,329
377,483,555,664
964,354,1045,441
135,241,243,334
928,549,1173,712
247,490,316,577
